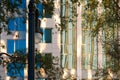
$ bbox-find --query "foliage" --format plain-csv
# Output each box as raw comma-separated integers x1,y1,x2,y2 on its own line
34,0,55,18
42,0,54,17
95,39,120,79
82,0,119,36
0,0,54,33
79,0,120,79
80,0,120,79
35,50,62,79
61,0,78,31
0,0,26,33
0,51,62,79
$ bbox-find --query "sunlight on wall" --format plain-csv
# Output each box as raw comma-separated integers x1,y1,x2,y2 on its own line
26,0,29,7
99,0,102,3
26,20,28,53
119,0,120,7
0,40,7,53
57,33,61,49
6,76,10,80
54,0,60,9
41,18,47,28
53,14,60,24
24,68,28,80
13,31,19,40
87,70,92,79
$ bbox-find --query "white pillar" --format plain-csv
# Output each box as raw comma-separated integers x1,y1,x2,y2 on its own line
77,4,82,80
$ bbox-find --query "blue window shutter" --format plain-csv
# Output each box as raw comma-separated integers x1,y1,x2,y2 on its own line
7,39,26,77
36,3,52,18
7,63,24,77
10,0,26,9
36,4,43,18
7,40,14,54
8,19,14,31
8,18,26,31
16,18,26,31
18,0,26,9
42,29,52,43
7,40,26,54
45,29,52,43
10,0,14,5
15,40,26,53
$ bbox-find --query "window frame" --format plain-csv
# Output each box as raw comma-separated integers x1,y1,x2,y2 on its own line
42,28,52,43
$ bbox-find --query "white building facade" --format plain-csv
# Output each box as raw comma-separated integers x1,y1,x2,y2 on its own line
61,0,120,80
0,0,120,80
0,0,61,80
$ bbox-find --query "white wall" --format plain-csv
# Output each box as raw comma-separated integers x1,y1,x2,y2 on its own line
35,0,61,58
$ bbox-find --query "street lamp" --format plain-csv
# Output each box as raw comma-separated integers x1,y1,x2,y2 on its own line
28,0,43,80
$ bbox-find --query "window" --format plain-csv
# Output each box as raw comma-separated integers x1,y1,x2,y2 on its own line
8,18,26,31
6,0,26,78
7,39,26,78
36,3,43,18
37,3,53,18
7,39,26,54
44,53,52,69
7,63,25,77
42,28,52,43
35,53,52,69
10,0,26,9
82,29,98,69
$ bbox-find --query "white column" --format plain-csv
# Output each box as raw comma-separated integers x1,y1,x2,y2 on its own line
97,31,103,68
77,4,82,80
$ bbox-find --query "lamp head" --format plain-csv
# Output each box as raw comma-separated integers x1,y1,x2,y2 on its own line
35,8,43,34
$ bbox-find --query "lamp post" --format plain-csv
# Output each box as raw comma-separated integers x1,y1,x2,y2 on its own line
28,0,43,80
28,0,35,80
